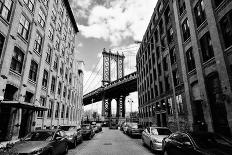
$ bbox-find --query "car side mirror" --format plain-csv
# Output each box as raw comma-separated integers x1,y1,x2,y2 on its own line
183,141,192,147
55,136,62,141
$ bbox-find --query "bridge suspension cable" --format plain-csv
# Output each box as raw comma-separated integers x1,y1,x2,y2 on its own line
83,55,103,87
83,63,103,94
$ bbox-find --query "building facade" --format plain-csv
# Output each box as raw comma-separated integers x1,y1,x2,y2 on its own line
137,0,232,137
0,0,83,142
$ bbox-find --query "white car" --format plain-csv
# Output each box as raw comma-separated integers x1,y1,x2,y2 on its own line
141,127,172,152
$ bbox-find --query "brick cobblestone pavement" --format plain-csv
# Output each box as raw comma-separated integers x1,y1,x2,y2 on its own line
68,127,158,155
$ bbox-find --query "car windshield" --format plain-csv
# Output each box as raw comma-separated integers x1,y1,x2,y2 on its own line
131,123,138,128
151,128,171,135
191,133,232,149
59,126,76,131
24,131,53,141
82,125,90,129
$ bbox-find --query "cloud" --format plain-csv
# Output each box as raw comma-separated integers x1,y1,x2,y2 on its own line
70,0,158,46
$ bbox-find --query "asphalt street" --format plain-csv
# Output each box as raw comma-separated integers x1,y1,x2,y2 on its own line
68,127,159,155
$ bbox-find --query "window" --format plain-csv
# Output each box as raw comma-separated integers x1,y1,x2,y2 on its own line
51,7,56,23
182,18,190,41
60,62,64,75
42,0,48,7
55,39,60,50
167,98,173,115
194,0,206,27
158,63,162,76
53,55,58,70
65,68,68,79
38,9,46,28
47,101,53,118
61,104,65,118
161,37,166,51
0,33,5,57
220,11,232,48
55,102,59,118
167,27,174,44
46,46,52,64
164,6,171,25
178,0,186,15
66,106,69,118
186,48,196,72
155,29,158,42
57,19,62,33
57,81,61,95
0,0,13,21
29,60,38,82
42,70,48,87
10,47,24,73
23,0,35,11
172,69,180,86
200,32,214,62
68,89,71,99
69,73,72,84
170,47,176,64
63,86,66,98
18,15,30,40
34,32,43,53
50,76,56,93
163,56,168,71
176,94,184,114
48,25,54,41
159,19,164,35
37,97,46,117
159,81,163,94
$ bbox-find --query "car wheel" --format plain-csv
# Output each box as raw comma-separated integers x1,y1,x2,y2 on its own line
164,150,169,155
141,137,145,144
73,139,77,148
64,143,68,154
150,142,154,152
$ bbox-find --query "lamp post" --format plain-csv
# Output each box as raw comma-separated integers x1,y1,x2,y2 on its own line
128,98,133,122
135,40,180,130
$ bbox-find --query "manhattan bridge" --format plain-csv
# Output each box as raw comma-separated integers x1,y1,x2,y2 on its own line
83,46,139,121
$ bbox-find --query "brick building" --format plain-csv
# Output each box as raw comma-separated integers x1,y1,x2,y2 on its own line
137,0,232,137
0,0,83,142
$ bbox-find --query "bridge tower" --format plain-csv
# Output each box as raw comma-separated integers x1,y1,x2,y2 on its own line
101,48,126,120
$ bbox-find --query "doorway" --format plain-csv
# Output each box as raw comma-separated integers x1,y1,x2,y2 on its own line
206,73,230,137
19,109,31,138
0,106,11,142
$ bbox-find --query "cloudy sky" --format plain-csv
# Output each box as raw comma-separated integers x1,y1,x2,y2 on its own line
69,0,158,113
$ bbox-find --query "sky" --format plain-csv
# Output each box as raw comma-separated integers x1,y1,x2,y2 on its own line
68,0,158,113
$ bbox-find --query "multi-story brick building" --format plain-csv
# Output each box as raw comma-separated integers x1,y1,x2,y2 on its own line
137,0,232,137
0,0,83,142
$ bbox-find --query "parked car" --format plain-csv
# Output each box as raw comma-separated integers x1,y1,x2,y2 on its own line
120,122,126,131
59,125,82,148
123,122,130,134
127,123,143,137
81,124,95,140
92,125,98,133
96,123,102,132
0,129,69,155
162,131,232,155
142,127,172,152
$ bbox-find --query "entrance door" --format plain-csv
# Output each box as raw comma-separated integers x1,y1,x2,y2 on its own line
19,109,31,138
156,114,161,127
161,113,167,127
0,106,11,142
206,73,230,137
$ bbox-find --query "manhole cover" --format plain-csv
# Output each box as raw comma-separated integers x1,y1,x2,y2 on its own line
103,143,112,145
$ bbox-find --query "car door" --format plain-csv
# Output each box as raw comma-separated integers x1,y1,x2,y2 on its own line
144,128,151,145
166,133,183,155
52,131,64,155
177,133,198,155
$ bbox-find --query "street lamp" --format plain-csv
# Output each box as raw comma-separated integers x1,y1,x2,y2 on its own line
128,98,133,122
135,40,180,130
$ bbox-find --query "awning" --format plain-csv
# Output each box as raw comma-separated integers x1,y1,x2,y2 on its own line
0,101,47,111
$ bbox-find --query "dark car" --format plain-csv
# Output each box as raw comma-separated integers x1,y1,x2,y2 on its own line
96,123,102,132
127,123,143,137
81,124,95,140
0,129,69,155
59,125,83,148
162,131,232,155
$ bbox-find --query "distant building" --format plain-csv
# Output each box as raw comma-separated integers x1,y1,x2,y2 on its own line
137,0,232,137
0,0,83,142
